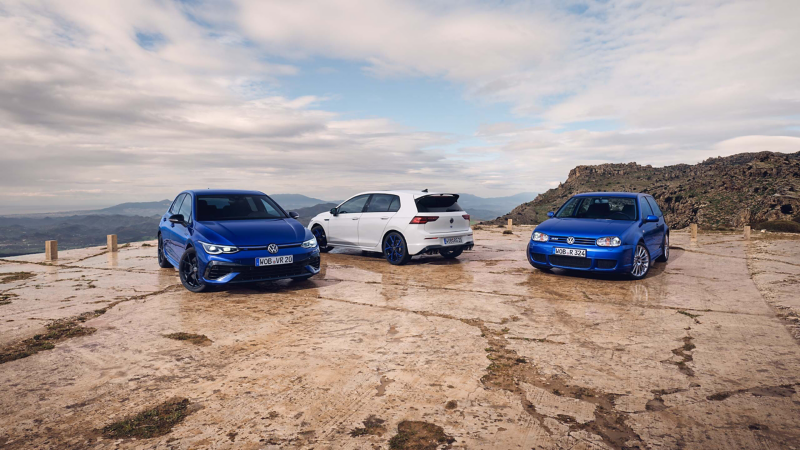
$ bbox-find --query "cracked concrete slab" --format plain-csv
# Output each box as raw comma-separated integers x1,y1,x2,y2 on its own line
1,228,799,449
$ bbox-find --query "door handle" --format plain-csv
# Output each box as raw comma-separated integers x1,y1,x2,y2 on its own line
381,217,389,220
352,217,359,220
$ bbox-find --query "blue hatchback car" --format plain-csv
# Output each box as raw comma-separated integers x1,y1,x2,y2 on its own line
527,192,669,279
158,190,320,292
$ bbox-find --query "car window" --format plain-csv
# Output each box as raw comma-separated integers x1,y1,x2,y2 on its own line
646,197,663,217
196,195,287,221
640,197,654,218
557,196,637,220
366,194,400,213
338,195,370,214
170,194,185,214
416,195,462,212
178,194,193,223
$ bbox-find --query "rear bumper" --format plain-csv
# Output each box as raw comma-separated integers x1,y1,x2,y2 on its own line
527,241,633,272
406,230,474,256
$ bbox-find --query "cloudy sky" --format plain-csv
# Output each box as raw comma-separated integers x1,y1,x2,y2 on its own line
1,0,799,213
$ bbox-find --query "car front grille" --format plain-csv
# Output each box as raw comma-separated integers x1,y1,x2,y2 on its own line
530,252,547,263
548,255,592,269
548,236,596,246
595,259,617,269
206,255,319,282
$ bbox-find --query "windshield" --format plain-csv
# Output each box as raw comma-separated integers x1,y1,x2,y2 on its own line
555,196,638,221
196,195,286,221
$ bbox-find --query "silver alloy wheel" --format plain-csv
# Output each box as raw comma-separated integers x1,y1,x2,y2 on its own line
632,244,650,277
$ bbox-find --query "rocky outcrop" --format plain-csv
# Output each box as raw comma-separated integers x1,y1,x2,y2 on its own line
490,151,800,229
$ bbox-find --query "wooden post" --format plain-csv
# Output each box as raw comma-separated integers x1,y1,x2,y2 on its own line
107,234,118,252
45,240,58,261
507,219,513,232
744,226,751,240
690,224,698,240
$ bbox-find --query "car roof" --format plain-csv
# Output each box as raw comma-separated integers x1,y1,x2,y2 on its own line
349,190,458,199
573,192,643,198
184,189,266,196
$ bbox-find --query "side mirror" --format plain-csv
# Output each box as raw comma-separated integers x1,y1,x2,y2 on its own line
645,215,659,223
168,214,185,224
547,211,555,218
330,207,338,216
288,211,299,219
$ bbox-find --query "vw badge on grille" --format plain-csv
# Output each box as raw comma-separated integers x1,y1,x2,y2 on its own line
567,236,575,245
267,244,279,254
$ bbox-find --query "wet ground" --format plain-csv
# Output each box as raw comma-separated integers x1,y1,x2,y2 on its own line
1,226,799,449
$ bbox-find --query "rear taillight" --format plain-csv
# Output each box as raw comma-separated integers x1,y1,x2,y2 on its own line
462,214,470,221
410,216,439,224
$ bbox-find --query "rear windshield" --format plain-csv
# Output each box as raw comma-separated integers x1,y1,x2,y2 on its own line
196,195,286,221
415,195,463,213
556,196,637,221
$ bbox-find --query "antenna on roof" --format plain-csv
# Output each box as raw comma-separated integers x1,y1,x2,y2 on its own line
422,189,428,193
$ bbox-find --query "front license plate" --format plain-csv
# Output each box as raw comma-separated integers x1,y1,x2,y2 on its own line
256,255,293,266
554,247,586,257
443,237,463,245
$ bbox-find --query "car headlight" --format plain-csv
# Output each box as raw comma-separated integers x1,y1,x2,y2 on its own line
532,231,549,242
200,241,239,254
596,237,621,247
301,237,318,249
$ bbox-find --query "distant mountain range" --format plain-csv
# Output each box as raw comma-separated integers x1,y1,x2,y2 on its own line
490,151,800,229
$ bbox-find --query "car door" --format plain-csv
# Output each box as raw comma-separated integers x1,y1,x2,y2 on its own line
359,194,400,248
639,197,659,255
172,193,194,259
328,194,370,246
164,194,186,260
645,196,667,255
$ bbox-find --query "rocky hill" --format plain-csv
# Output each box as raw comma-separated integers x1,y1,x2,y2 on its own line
490,151,800,229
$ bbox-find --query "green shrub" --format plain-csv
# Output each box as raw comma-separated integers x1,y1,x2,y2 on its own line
753,221,800,233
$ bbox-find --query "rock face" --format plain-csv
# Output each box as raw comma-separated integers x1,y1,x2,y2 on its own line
490,151,800,229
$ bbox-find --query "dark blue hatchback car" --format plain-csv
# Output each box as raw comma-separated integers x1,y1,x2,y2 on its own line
158,190,320,292
527,192,669,279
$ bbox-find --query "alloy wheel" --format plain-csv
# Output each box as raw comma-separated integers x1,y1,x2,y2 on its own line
631,244,650,278
384,234,405,263
181,252,201,288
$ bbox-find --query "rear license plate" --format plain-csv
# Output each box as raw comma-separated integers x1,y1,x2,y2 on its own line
443,237,463,245
256,255,293,266
554,248,586,257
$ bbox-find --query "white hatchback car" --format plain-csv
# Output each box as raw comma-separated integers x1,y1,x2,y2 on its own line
308,190,474,265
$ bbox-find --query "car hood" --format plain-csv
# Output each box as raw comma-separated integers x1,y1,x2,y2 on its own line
535,218,635,238
195,219,310,246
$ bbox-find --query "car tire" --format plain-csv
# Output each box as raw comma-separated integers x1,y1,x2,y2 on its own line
629,242,651,280
656,234,669,262
440,247,463,259
157,234,172,268
292,275,314,282
311,225,333,253
383,232,412,265
179,247,208,292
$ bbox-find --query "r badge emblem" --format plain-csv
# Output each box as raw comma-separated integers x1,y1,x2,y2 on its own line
267,244,279,254
567,236,575,245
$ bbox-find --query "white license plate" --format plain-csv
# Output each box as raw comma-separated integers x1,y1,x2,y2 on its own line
554,248,586,257
256,255,293,266
443,237,463,245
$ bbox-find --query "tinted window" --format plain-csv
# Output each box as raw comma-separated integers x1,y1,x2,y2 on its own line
556,196,637,221
196,195,287,221
640,198,654,218
178,194,193,223
338,195,370,214
170,194,186,214
646,197,663,217
416,195,462,213
366,194,400,213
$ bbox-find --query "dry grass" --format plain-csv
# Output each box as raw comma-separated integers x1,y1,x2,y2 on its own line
0,309,104,364
1,271,36,284
101,398,190,439
164,332,212,346
388,421,455,450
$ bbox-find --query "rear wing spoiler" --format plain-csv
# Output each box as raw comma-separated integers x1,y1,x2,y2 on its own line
413,193,460,200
